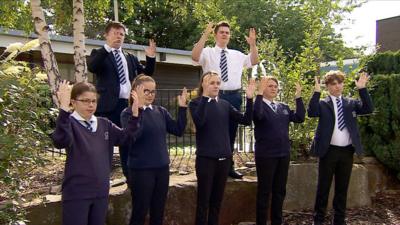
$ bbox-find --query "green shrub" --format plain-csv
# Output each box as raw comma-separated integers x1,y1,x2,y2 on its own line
359,74,400,179
0,41,56,224
363,51,400,75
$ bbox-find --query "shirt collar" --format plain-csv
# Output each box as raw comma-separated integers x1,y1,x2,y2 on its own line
142,104,154,110
206,96,219,102
262,98,275,105
71,111,96,123
104,44,122,53
214,45,229,53
329,95,342,102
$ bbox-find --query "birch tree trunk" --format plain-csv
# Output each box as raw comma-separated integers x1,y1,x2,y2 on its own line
73,0,87,82
30,0,61,106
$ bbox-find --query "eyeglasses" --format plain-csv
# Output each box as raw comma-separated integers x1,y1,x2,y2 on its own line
75,99,97,105
143,89,157,96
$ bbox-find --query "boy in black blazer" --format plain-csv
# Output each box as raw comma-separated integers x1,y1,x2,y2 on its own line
308,71,373,225
88,21,156,127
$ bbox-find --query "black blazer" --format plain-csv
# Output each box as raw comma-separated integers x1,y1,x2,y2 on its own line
307,88,374,157
88,47,156,113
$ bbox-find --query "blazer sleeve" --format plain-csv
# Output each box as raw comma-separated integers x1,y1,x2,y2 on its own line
354,88,374,115
133,55,156,76
230,97,253,125
307,91,321,118
289,97,306,123
87,47,109,74
51,109,73,149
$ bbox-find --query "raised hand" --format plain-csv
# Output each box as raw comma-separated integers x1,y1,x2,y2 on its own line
355,72,369,89
57,80,72,111
134,84,145,108
130,90,139,117
144,39,156,57
245,28,257,47
295,82,302,98
201,75,211,97
204,22,214,36
257,77,268,95
246,79,256,98
314,76,321,92
178,87,188,107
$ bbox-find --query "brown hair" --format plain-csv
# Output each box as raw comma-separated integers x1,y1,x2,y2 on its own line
324,70,345,85
214,21,230,34
197,71,220,96
70,82,97,100
105,21,126,33
129,74,156,105
264,75,279,85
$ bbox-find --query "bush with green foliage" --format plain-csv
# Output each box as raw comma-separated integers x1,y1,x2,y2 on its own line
0,40,56,224
359,51,400,180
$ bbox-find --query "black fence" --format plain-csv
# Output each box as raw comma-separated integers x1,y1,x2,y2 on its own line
47,89,256,171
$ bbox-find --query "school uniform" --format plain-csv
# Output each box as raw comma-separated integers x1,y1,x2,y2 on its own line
308,88,373,225
253,95,305,225
189,96,253,225
51,109,138,225
120,105,187,225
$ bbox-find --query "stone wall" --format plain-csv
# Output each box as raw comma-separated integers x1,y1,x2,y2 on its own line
25,158,395,225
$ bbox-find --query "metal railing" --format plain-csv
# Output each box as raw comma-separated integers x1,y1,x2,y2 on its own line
47,89,256,171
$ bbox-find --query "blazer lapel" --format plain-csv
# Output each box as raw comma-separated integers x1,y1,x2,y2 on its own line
123,51,135,80
324,96,335,115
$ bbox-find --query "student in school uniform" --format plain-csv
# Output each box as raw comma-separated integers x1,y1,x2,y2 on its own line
120,75,188,225
253,76,305,225
51,81,139,225
189,71,256,225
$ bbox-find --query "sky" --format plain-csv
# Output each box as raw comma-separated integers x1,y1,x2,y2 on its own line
335,0,400,54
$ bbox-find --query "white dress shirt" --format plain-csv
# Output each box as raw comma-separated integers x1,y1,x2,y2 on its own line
71,111,98,132
195,45,252,91
104,44,131,99
329,95,352,146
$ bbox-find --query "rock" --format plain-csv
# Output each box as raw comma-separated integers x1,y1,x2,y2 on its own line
25,162,384,225
49,185,61,194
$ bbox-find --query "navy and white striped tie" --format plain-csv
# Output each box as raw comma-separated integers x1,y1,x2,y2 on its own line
83,121,93,132
336,97,346,131
220,49,228,82
270,102,277,112
113,49,127,85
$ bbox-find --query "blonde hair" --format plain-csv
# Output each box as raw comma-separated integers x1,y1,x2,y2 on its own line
197,71,220,96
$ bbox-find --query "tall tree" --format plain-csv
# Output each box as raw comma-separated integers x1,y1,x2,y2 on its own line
30,0,62,105
73,0,87,82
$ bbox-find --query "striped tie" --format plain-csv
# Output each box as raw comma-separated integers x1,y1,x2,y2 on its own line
336,97,346,131
270,102,277,112
83,121,93,132
220,49,228,82
113,49,127,85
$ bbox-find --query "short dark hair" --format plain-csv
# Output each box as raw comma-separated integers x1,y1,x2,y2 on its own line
129,74,156,105
71,82,97,100
105,21,126,34
197,71,220,96
324,70,345,85
214,21,230,34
